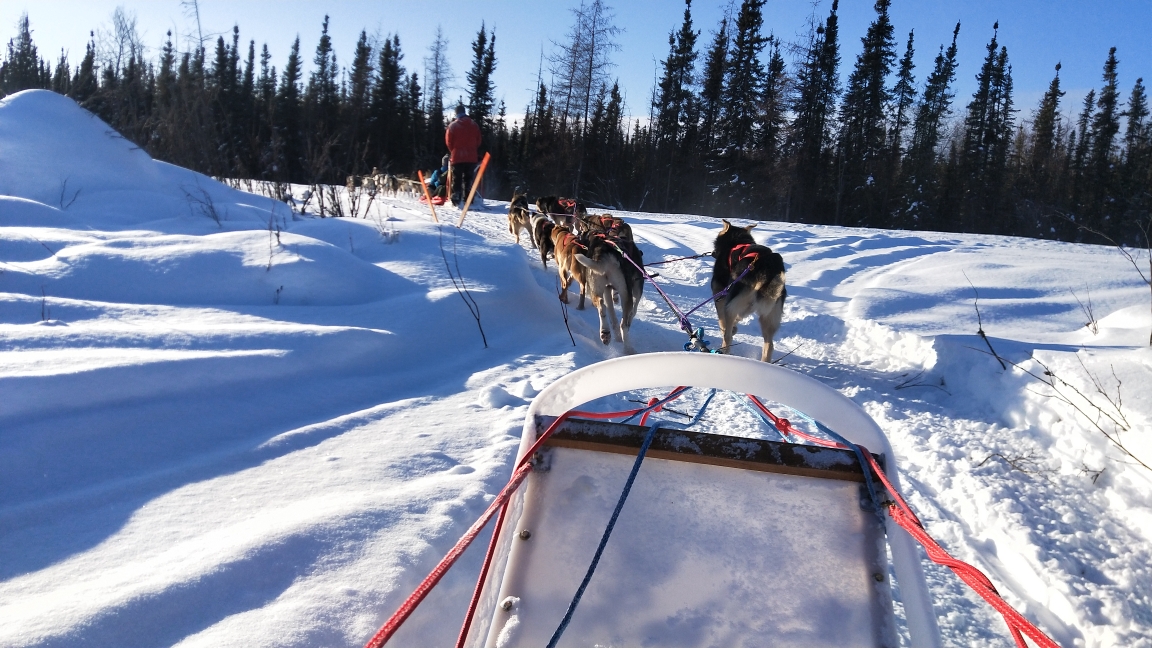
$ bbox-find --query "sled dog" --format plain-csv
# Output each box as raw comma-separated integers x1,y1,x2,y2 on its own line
711,219,787,362
575,233,645,353
507,192,534,247
576,213,634,242
536,196,586,227
551,225,589,310
531,214,555,267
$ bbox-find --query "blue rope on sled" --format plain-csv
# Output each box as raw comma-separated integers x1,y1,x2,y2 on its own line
545,420,663,648
788,408,886,521
547,388,719,646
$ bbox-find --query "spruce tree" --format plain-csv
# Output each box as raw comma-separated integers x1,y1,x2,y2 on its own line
653,1,698,150
466,23,497,132
71,38,99,103
697,15,728,153
1087,47,1122,236
1069,88,1096,225
652,0,699,211
711,0,769,214
756,38,787,214
960,24,1015,233
1121,77,1150,245
345,30,374,171
835,0,897,227
1030,64,1064,179
1,14,45,95
51,50,71,95
888,33,915,169
370,35,405,170
305,16,340,179
786,0,840,222
1026,63,1067,236
239,40,257,174
902,22,959,229
275,37,303,180
404,71,425,166
255,43,276,177
718,0,767,158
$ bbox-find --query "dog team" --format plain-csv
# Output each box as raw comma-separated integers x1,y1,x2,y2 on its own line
346,169,423,199
507,191,787,362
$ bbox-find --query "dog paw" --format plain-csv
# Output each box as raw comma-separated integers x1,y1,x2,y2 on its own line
600,331,611,344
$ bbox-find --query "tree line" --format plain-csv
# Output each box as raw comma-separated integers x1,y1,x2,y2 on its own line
1,1,1148,246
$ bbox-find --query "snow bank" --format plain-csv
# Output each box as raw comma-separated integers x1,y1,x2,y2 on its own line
1,91,1151,648
0,89,291,229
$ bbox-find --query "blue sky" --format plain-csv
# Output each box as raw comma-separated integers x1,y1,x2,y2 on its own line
4,1,1150,126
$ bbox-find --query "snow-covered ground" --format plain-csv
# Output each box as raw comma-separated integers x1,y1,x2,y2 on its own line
2,89,1150,648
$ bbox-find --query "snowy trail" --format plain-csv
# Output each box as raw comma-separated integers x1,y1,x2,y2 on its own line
2,90,1151,647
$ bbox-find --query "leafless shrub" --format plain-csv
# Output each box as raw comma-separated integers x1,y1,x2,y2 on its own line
965,274,1007,370
1071,286,1100,335
183,183,222,226
974,349,1149,473
1079,462,1106,484
347,178,377,219
371,212,400,244
895,368,951,393
324,185,345,218
976,447,1056,482
58,178,81,210
1066,214,1152,346
266,210,282,271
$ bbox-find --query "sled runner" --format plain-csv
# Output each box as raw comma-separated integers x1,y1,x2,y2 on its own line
462,352,941,648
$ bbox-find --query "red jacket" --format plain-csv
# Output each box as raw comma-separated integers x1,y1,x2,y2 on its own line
446,115,482,164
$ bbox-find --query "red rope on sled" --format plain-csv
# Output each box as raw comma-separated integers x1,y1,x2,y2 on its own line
454,499,510,648
749,396,1059,648
747,395,841,448
362,460,533,648
857,449,1059,648
365,388,688,648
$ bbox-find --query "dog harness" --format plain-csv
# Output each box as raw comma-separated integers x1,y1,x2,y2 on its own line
557,230,587,250
727,243,760,271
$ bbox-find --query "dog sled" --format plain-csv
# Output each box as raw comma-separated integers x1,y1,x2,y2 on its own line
365,353,1059,648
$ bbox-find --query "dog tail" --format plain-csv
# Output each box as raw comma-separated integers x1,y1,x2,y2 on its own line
574,252,611,274
756,272,786,301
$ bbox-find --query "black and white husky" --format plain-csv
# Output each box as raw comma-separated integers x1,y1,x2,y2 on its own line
711,219,786,362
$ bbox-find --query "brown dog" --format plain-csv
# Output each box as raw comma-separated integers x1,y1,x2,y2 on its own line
711,219,787,362
508,192,534,247
551,225,588,310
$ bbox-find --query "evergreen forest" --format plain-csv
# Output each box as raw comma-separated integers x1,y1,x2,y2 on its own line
2,0,1150,247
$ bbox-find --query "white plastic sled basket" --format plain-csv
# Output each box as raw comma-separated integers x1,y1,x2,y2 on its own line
463,352,942,648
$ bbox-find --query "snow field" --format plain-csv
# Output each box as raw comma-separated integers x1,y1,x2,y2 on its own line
2,89,1151,647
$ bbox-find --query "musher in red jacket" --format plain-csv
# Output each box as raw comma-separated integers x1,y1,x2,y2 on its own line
445,104,482,208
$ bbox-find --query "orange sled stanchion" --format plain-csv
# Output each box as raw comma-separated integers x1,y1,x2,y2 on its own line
456,152,490,228
417,170,439,223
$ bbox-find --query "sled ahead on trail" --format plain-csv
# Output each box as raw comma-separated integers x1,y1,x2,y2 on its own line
464,353,941,648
